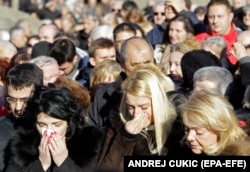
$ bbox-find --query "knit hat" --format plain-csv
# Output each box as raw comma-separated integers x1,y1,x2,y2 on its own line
181,49,222,90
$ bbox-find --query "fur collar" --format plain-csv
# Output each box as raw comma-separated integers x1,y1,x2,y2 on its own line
9,125,104,170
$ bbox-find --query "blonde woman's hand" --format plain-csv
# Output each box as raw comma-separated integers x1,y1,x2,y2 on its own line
125,112,150,135
48,133,68,167
38,132,52,171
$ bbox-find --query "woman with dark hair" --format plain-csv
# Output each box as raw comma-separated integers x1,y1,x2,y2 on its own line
154,14,200,65
4,87,104,172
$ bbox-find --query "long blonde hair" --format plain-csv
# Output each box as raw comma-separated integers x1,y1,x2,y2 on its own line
120,64,176,154
181,91,248,155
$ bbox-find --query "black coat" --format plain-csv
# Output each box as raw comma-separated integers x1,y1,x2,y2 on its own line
87,72,126,131
4,125,104,172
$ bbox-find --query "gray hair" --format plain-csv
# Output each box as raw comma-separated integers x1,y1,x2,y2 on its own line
202,36,227,49
193,66,233,95
0,40,17,59
9,26,25,39
202,36,227,58
30,55,59,69
89,24,114,41
81,7,100,22
153,0,166,10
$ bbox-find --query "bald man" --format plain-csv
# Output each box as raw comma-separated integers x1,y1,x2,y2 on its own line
87,37,154,130
235,30,250,56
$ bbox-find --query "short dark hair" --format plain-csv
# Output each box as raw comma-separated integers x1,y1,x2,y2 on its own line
207,0,232,12
88,38,115,57
122,0,138,11
5,63,43,90
49,39,76,65
113,22,136,41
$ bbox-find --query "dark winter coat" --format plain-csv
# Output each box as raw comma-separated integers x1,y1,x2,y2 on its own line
87,72,126,131
4,125,104,172
97,107,160,170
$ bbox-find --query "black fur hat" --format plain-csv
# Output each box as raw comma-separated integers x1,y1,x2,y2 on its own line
181,49,222,90
31,41,52,59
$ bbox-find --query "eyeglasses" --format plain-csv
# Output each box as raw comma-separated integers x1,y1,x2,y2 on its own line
154,12,165,16
6,96,30,104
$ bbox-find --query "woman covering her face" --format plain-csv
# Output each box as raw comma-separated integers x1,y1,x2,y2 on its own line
5,87,104,172
181,91,250,156
98,64,177,170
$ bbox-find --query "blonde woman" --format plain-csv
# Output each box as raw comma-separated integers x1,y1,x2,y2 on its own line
157,39,200,92
98,64,177,170
89,59,122,101
181,91,250,156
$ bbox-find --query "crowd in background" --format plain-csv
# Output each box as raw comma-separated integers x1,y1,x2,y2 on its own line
1,0,250,172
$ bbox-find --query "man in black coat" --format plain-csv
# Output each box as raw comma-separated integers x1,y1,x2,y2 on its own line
87,37,154,131
0,63,43,171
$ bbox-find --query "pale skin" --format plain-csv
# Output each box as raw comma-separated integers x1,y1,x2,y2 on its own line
124,93,153,135
169,51,184,82
207,4,233,35
82,16,99,34
58,55,78,76
153,4,166,25
230,42,248,60
168,21,189,44
36,112,68,171
7,85,34,118
165,0,187,14
164,5,176,21
234,31,250,57
89,47,116,66
41,63,60,86
115,31,135,53
123,39,154,76
39,25,57,43
243,12,250,29
193,80,218,94
184,123,218,154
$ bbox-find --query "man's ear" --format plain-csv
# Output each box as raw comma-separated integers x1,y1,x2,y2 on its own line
229,11,234,23
89,57,96,66
73,55,78,64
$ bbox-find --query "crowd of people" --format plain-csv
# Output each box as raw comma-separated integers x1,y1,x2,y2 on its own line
1,0,250,172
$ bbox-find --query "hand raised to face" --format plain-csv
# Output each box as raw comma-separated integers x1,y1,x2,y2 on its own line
48,132,68,167
38,130,52,171
125,111,151,135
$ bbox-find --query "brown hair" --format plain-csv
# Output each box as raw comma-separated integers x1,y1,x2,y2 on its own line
54,76,91,111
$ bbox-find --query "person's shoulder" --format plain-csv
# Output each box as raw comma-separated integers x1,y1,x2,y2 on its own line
0,115,12,125
0,115,15,138
96,73,124,92
147,24,165,35
95,81,119,96
76,47,89,57
195,32,210,42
